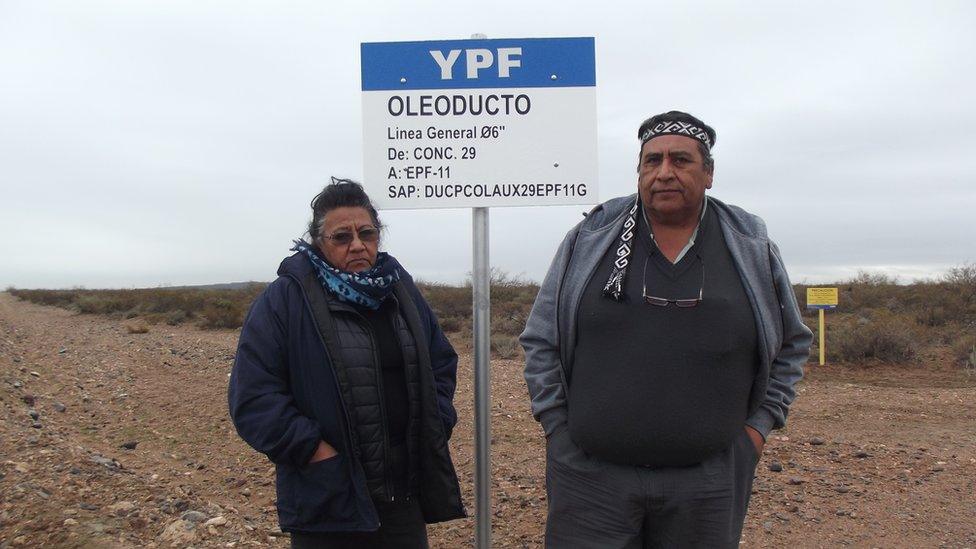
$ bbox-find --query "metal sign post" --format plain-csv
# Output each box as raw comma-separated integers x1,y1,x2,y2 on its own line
360,37,596,548
471,206,491,548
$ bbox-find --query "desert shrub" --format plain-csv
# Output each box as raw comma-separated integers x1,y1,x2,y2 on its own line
74,293,132,315
943,262,976,286
199,298,246,329
950,335,976,368
165,309,189,326
828,311,918,363
490,334,522,359
418,271,538,341
916,305,950,327
438,316,462,333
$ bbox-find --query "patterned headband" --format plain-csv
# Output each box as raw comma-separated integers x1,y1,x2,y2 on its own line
639,120,713,149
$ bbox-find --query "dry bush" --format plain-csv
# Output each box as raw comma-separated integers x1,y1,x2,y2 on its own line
10,285,265,331
490,334,522,359
828,311,918,364
419,270,539,342
11,264,972,369
199,298,247,329
950,335,976,369
165,309,188,326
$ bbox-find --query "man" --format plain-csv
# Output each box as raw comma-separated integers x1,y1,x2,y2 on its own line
521,111,812,548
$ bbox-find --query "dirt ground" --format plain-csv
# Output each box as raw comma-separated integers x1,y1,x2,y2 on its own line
1,292,974,548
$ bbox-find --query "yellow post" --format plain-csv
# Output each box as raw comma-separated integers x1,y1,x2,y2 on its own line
819,309,826,365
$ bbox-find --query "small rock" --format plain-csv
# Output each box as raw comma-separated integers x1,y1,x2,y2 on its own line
59,348,68,354
28,410,40,420
125,319,150,334
108,501,137,517
121,441,138,450
181,510,207,523
810,437,826,446
788,477,807,485
158,519,198,545
64,518,78,526
13,380,23,388
29,371,40,378
768,461,783,472
69,467,82,475
931,464,945,472
762,520,774,532
79,502,98,511
834,485,851,493
89,454,121,470
836,509,849,516
854,450,870,458
12,462,30,474
53,402,67,413
31,421,42,429
22,395,35,407
204,516,227,527
241,488,251,497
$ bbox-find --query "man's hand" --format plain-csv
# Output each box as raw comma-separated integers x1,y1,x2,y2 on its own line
308,441,338,464
744,425,765,456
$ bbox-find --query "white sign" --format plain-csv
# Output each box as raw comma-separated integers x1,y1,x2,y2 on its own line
361,37,597,209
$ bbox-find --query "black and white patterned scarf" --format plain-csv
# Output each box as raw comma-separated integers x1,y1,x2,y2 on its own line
602,196,641,301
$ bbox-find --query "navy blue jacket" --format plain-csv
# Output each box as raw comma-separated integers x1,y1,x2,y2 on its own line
228,252,464,533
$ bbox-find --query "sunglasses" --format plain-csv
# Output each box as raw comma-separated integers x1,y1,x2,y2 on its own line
641,253,704,307
322,227,380,246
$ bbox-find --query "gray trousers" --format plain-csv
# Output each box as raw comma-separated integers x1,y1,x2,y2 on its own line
544,427,759,549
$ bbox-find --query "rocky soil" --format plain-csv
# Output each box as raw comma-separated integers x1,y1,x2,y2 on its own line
1,292,974,548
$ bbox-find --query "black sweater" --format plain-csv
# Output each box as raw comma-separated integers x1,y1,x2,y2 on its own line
569,206,758,467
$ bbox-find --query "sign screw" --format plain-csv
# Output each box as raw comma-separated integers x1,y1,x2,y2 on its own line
400,77,407,84
553,162,559,167
550,74,558,80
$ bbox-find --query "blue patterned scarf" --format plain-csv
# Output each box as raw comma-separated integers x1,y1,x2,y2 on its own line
291,240,401,310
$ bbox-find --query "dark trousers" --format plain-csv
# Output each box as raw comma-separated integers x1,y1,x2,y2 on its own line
545,428,760,549
290,497,428,549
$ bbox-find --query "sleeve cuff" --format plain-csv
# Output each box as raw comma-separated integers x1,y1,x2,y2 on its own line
745,408,776,441
538,408,568,437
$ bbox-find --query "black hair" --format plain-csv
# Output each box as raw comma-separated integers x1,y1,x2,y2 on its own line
636,110,716,173
306,177,382,244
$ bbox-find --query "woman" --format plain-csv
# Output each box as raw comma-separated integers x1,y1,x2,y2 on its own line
228,178,464,548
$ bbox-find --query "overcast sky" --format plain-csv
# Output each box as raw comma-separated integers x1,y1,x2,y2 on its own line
2,0,973,289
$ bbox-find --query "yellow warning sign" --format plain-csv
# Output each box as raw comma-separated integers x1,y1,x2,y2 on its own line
806,287,838,309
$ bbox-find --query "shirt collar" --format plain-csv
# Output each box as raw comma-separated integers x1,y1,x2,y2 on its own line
642,196,708,264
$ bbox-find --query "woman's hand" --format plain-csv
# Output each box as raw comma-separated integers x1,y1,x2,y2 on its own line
308,441,338,464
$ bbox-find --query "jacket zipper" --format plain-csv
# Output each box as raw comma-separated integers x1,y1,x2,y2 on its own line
349,306,397,503
387,296,410,501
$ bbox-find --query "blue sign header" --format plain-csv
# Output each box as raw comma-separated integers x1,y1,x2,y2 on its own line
361,37,595,91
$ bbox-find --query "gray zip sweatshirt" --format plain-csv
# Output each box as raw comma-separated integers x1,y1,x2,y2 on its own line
520,194,813,441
